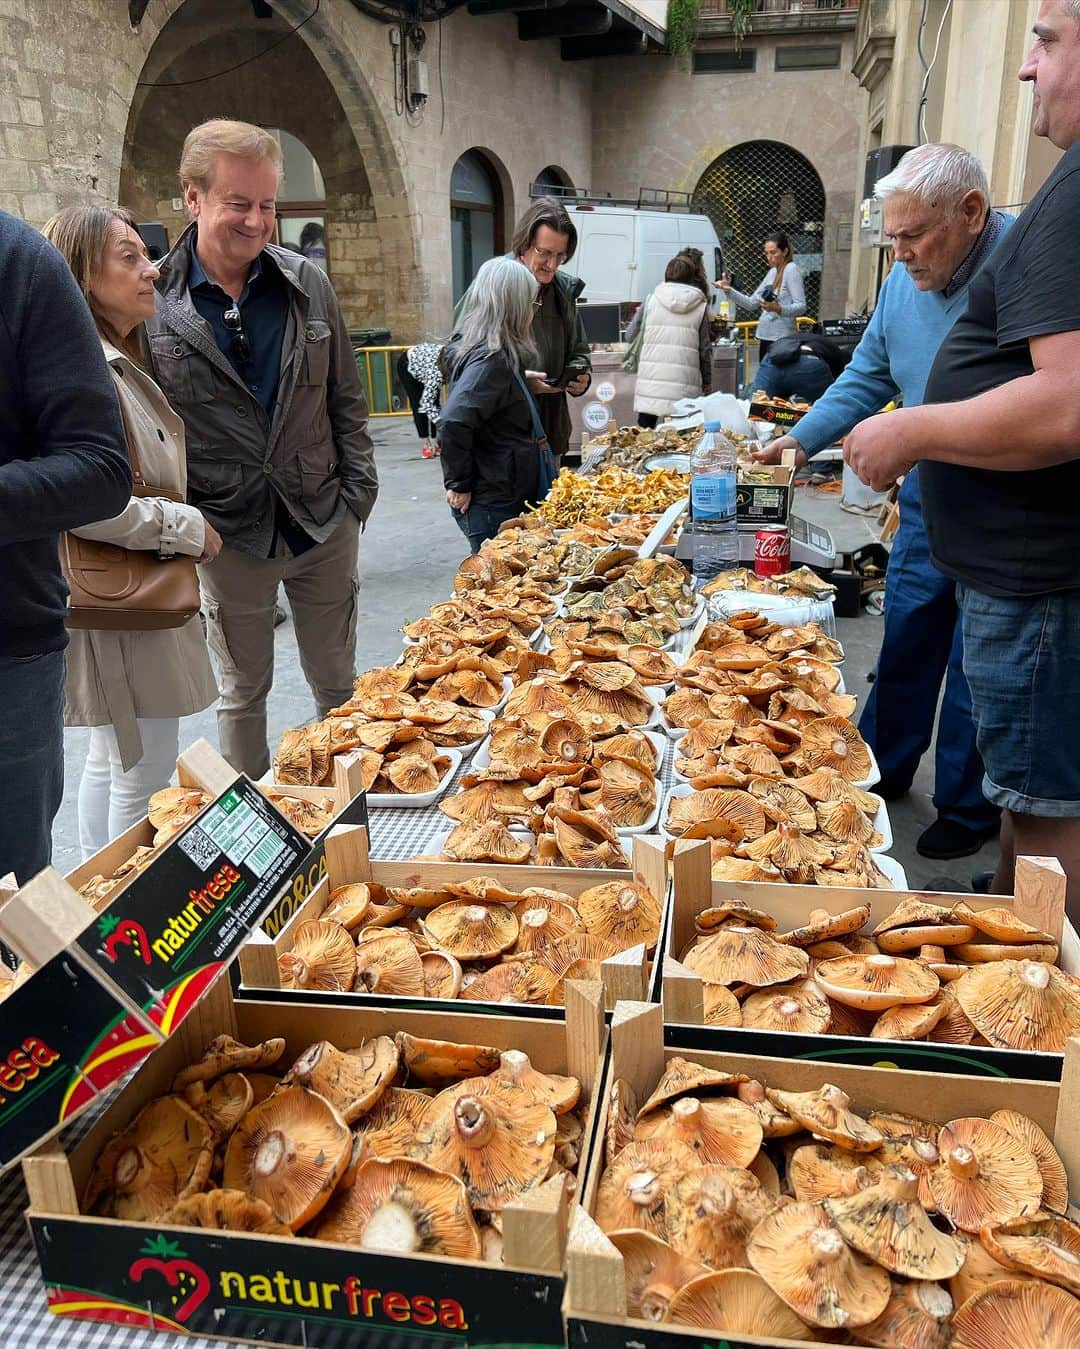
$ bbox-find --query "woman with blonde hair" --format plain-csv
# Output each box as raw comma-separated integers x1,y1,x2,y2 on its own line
43,206,220,860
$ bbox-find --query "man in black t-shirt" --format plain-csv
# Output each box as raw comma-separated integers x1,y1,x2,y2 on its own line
842,0,1080,914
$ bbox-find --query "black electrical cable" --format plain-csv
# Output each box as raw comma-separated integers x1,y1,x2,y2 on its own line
136,0,320,87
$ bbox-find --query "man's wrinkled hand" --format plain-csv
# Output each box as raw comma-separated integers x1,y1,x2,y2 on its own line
565,373,590,396
446,489,471,511
842,412,916,491
753,433,807,467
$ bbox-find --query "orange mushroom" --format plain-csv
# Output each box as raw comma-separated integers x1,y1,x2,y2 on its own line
929,1117,1043,1232
684,924,810,989
814,952,939,1011
637,1057,747,1118
577,881,661,953
353,929,425,996
285,1037,398,1124
860,1279,954,1349
491,1049,580,1115
83,1095,213,1221
172,1034,285,1090
635,1095,763,1168
990,1110,1069,1214
663,1269,817,1340
954,960,1080,1051
981,1213,1080,1294
664,1164,775,1268
594,1138,698,1236
164,1189,293,1235
741,979,832,1034
606,1230,707,1322
825,1166,967,1279
277,920,357,993
395,1032,501,1085
764,1084,883,1152
951,1278,1080,1349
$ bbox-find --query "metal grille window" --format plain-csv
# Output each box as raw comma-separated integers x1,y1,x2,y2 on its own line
692,139,826,319
693,48,756,73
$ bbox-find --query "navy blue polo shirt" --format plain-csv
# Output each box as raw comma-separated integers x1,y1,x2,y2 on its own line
190,241,315,556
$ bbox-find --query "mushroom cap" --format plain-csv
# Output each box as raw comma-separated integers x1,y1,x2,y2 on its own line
172,1034,286,1090
323,884,374,931
747,1200,892,1328
395,1031,500,1085
765,1083,883,1152
954,903,1055,945
736,1079,802,1137
878,922,978,953
950,1278,1080,1349
748,778,818,832
422,900,520,960
356,1088,432,1160
788,1142,879,1203
873,899,956,934
684,924,810,989
954,941,1060,965
739,820,834,871
929,1116,1043,1232
859,1279,954,1349
871,997,950,1041
313,1157,481,1258
512,894,584,955
83,1095,214,1221
950,1236,1035,1307
663,1269,817,1340
278,920,357,993
666,788,767,841
183,1071,254,1142
493,1049,581,1115
665,1165,776,1268
606,1230,707,1322
741,979,833,1034
980,1214,1080,1294
222,1085,352,1230
413,1076,556,1210
442,820,532,864
637,1057,747,1118
635,1095,763,1169
815,797,879,846
594,1138,699,1236
286,1037,398,1124
703,983,743,1026
695,900,777,933
777,903,872,948
163,1189,293,1235
814,953,939,1011
825,1165,968,1279
799,716,873,781
606,1077,638,1167
954,961,1080,1052
420,950,464,999
463,958,557,1005
577,881,662,953
354,929,425,996
990,1110,1069,1214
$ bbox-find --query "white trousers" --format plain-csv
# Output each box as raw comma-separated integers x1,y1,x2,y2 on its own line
78,718,180,862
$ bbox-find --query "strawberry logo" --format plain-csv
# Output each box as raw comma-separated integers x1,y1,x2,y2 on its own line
98,914,152,965
129,1234,210,1321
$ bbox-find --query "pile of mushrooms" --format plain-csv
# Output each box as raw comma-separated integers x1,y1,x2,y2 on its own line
546,554,697,653
82,1029,586,1264
596,1056,1080,1345
678,896,1080,1051
275,874,660,1006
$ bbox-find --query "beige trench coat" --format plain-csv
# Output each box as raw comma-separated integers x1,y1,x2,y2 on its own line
64,341,219,770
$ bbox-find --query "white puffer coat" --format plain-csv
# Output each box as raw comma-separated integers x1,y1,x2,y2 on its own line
633,282,707,416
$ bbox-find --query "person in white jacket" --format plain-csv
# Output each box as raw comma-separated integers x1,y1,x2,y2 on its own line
717,230,806,358
44,206,220,859
628,255,712,427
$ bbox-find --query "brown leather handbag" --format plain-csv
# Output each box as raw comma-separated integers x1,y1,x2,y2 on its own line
60,402,201,632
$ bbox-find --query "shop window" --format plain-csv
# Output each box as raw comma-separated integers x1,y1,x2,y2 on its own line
451,149,504,305
268,129,329,274
693,49,756,74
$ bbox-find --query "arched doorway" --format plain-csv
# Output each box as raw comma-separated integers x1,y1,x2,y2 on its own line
532,164,574,197
450,149,504,305
119,0,419,334
693,141,826,319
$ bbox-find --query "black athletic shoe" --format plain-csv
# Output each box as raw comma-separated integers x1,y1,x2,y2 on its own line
916,817,999,861
875,780,912,802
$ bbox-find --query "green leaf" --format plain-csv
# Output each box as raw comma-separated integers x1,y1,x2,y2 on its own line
140,1233,186,1259
666,0,701,72
98,914,121,937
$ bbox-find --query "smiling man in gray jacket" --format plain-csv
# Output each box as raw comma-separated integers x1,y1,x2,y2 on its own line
146,119,378,779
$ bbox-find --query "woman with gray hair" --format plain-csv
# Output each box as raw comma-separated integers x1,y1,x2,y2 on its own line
440,256,554,551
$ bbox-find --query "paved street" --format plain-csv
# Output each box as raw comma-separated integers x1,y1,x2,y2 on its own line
54,420,999,892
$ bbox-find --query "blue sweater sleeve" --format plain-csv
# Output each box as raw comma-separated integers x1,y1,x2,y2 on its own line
0,229,131,542
789,273,902,457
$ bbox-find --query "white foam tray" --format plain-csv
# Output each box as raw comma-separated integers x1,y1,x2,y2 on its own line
365,747,462,809
471,728,667,777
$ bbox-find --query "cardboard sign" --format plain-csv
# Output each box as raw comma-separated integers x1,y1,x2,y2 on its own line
32,1215,565,1349
76,779,307,1028
259,790,370,940
0,959,154,1171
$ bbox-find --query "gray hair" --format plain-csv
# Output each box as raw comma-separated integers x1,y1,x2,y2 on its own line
874,142,988,217
456,256,539,367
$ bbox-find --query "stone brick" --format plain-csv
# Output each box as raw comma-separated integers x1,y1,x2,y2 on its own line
18,97,43,125
0,93,19,122
20,190,58,224
48,82,97,116
0,156,33,191
6,123,48,161
19,36,67,75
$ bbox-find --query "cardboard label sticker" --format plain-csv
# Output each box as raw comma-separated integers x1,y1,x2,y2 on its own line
595,380,616,404
76,780,307,1024
583,402,610,432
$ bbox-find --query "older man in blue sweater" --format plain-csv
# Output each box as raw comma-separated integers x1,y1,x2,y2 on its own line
755,144,1011,863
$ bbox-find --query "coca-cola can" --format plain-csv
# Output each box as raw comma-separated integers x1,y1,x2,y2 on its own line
754,524,791,578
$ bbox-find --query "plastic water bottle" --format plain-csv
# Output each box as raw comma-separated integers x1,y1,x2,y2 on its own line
690,419,739,582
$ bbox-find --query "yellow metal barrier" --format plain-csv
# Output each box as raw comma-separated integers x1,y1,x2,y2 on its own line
353,344,412,418
732,316,817,346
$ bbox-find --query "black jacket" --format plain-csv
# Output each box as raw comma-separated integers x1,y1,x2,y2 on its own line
0,212,131,656
439,347,540,513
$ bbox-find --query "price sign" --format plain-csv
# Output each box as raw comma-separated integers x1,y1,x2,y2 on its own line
583,402,610,433
595,380,616,404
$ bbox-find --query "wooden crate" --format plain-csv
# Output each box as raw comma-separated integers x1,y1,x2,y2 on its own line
24,976,608,1349
238,826,669,1017
661,839,1078,1079
565,997,1080,1349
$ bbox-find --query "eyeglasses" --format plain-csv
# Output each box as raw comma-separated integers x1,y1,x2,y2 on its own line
529,244,569,267
222,305,252,364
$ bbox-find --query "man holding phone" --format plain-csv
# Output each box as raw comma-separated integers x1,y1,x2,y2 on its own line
455,198,591,461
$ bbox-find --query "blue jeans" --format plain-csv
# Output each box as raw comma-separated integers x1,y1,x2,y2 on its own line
754,353,834,403
451,502,520,554
858,469,998,831
0,650,65,884
960,586,1080,816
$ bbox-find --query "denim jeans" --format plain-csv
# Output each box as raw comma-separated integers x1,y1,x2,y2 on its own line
754,353,834,403
0,650,65,885
450,502,520,554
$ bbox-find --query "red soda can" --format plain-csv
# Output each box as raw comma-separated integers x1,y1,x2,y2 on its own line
754,524,791,578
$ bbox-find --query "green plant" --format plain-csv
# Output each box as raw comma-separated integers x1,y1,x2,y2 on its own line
727,0,756,45
667,0,701,72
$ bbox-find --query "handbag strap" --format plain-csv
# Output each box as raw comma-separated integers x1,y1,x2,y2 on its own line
112,372,148,488
510,363,550,448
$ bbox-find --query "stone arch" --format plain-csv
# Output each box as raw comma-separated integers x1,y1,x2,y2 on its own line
119,0,420,334
533,164,575,196
467,145,515,246
692,140,827,318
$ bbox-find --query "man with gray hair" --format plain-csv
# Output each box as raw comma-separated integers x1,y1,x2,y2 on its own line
755,143,1010,864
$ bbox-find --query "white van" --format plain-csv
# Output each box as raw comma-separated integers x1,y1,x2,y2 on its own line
559,204,724,308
